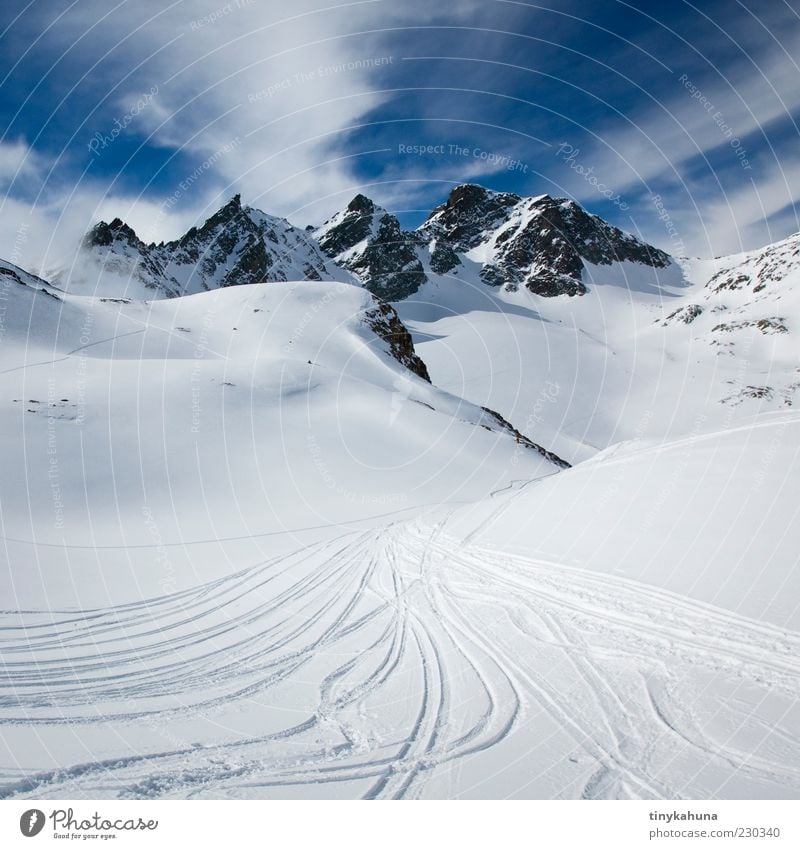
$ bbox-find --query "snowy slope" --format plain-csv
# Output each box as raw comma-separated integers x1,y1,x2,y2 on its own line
445,415,800,627
0,420,797,800
396,232,799,463
0,273,562,610
1,200,799,801
665,234,800,407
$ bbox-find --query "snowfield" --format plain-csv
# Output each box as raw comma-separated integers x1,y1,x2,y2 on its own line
0,229,799,799
0,270,558,609
397,240,800,465
1,427,798,799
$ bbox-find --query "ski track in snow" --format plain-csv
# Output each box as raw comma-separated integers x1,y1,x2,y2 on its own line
0,515,798,800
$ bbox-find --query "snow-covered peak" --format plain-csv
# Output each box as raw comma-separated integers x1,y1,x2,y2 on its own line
57,216,175,298
160,195,350,295
55,183,675,304
58,196,350,299
313,193,387,256
420,183,522,252
314,194,427,301
419,184,672,296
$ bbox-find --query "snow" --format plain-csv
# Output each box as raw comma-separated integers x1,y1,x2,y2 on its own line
397,240,800,463
1,227,799,800
0,278,557,610
1,421,797,800
445,415,800,628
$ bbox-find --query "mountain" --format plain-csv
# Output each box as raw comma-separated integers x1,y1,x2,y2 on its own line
419,184,671,296
25,185,800,465
313,184,671,300
313,194,427,301
58,194,349,298
661,232,800,406
61,184,673,303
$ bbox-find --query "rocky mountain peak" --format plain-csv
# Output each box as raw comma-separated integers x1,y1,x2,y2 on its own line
178,194,246,246
421,184,522,253
65,194,345,298
314,196,427,301
418,183,671,297
444,183,520,212
346,193,376,215
83,217,142,250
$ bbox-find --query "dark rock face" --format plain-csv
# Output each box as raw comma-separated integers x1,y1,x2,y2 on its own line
558,200,670,268
159,195,335,291
346,193,376,216
363,300,431,382
315,198,427,301
81,218,170,293
84,217,139,248
490,197,587,296
419,185,671,298
479,406,571,468
422,184,521,252
315,194,376,258
429,241,461,275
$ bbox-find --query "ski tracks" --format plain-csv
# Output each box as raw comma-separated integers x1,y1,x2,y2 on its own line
1,515,798,799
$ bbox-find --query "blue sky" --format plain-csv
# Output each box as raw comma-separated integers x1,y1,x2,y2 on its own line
1,0,799,272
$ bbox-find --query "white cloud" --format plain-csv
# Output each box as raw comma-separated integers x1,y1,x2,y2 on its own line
0,180,210,278
0,139,46,183
4,0,798,266
543,18,800,255
44,0,490,227
0,0,497,272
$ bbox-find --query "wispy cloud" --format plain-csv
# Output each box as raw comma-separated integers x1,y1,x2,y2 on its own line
1,0,799,266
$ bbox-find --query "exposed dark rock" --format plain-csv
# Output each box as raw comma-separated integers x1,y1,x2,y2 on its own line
316,197,427,301
479,406,571,468
712,317,788,334
74,182,674,303
664,304,703,325
83,218,141,249
419,185,670,298
363,299,431,382
421,184,521,252
72,196,339,296
429,241,461,275
558,200,670,268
